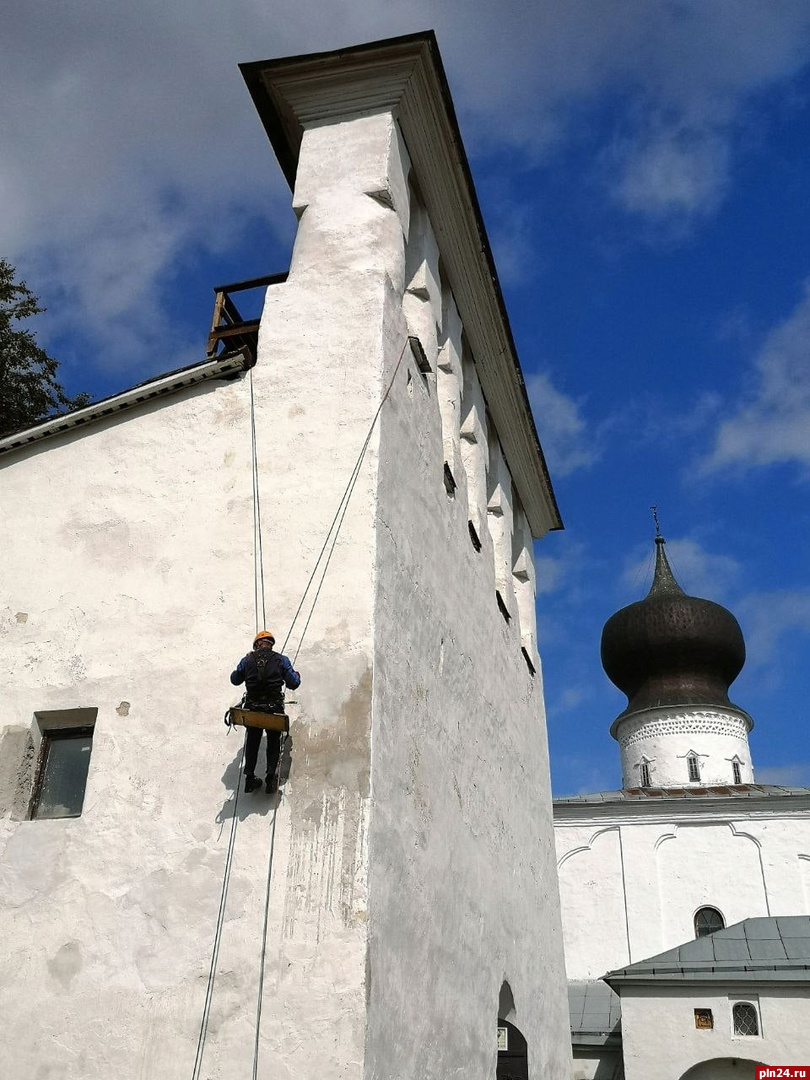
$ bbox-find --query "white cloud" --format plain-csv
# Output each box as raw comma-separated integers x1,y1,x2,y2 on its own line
607,125,730,224
526,373,597,477
702,281,810,474
2,1,810,378
621,536,741,601
734,588,810,669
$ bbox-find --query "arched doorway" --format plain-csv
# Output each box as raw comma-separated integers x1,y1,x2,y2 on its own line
497,1018,528,1080
680,1058,766,1080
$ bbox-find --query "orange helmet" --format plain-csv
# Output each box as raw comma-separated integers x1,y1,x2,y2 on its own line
253,630,276,647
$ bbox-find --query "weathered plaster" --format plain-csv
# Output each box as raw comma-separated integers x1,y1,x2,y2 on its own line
618,984,809,1080
0,53,568,1080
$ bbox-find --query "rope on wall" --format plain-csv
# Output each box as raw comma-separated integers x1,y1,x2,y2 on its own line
190,741,246,1080
192,335,409,1078
282,336,410,663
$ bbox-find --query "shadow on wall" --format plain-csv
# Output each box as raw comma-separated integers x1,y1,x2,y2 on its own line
214,733,293,825
680,1059,766,1080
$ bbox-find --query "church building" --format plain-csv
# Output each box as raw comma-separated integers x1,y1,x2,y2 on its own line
555,534,810,1080
0,33,572,1080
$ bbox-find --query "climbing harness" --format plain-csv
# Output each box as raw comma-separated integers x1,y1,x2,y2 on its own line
193,339,409,1079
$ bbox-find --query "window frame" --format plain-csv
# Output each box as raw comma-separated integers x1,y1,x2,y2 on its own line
687,753,701,782
29,708,97,820
694,906,725,938
731,1000,760,1038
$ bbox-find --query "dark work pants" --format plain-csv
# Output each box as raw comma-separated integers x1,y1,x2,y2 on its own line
243,696,284,779
244,727,282,780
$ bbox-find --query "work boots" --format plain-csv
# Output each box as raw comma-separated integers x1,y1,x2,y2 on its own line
245,774,262,793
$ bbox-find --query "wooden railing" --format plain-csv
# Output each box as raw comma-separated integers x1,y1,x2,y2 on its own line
206,272,288,364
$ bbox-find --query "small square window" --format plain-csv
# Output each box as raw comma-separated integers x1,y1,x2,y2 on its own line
31,718,96,820
694,1008,713,1030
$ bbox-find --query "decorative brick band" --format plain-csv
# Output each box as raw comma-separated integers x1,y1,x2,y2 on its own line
618,710,749,751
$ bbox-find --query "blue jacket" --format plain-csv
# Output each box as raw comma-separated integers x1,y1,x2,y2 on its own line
230,651,301,693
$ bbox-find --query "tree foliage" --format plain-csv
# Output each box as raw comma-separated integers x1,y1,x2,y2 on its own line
0,259,91,437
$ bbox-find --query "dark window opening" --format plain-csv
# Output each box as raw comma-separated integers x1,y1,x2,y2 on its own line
732,1002,759,1036
31,725,95,820
497,1017,528,1080
408,335,431,379
640,761,651,787
468,520,482,552
687,754,701,782
443,462,457,497
496,591,511,623
732,760,742,784
521,647,536,677
694,906,725,938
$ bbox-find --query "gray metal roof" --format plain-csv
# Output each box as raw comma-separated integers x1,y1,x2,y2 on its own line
555,784,810,805
567,980,621,1046
0,349,251,458
605,917,810,986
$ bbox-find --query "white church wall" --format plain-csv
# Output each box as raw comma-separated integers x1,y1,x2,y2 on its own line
556,811,810,981
0,90,571,1080
616,707,754,789
572,1046,624,1080
655,824,769,947
619,984,810,1080
366,127,572,1077
557,826,631,979
0,107,404,1080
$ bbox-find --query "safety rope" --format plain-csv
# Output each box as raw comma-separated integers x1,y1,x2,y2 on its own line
282,337,410,663
190,741,245,1080
195,336,409,1080
250,368,267,632
251,802,279,1080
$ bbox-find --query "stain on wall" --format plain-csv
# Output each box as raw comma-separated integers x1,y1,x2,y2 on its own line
283,667,372,938
0,726,34,819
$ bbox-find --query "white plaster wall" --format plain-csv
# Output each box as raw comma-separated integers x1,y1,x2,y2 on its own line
572,1046,624,1080
616,708,754,788
0,108,406,1080
555,813,810,980
365,176,572,1076
0,102,571,1080
619,984,810,1080
558,827,631,979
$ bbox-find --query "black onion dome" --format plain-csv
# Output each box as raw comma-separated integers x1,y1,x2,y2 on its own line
601,537,747,724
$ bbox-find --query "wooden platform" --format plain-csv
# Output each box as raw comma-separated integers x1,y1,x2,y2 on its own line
228,708,289,733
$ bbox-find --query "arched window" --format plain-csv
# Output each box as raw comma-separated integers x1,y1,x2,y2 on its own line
694,906,725,937
687,753,701,782
732,1002,759,1036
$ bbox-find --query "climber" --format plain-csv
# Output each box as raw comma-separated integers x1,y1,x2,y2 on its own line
230,630,301,794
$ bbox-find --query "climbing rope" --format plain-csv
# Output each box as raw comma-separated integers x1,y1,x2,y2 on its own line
282,336,410,663
251,804,279,1080
190,741,245,1080
194,335,409,1080
250,368,267,632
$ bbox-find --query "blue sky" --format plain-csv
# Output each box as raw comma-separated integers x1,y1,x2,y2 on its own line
3,3,810,794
